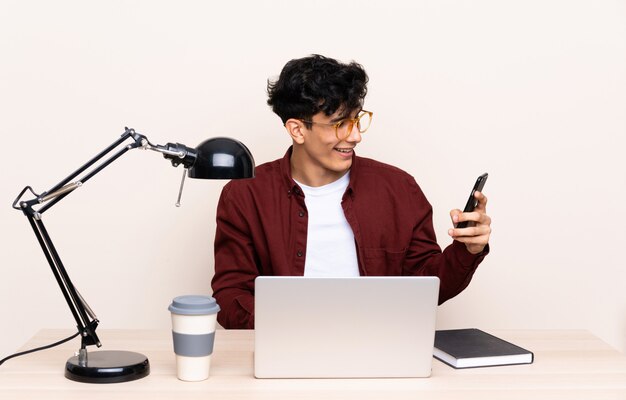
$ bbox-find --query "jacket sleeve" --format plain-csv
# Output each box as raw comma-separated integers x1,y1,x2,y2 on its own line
211,183,257,329
404,177,489,304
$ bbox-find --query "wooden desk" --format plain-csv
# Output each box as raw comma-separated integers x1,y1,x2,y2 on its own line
1,329,625,399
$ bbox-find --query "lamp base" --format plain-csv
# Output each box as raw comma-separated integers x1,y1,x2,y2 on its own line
65,350,150,383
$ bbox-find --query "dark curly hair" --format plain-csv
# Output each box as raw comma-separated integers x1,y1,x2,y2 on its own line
267,55,368,128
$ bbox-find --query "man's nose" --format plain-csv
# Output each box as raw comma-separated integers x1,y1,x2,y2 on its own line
345,123,362,143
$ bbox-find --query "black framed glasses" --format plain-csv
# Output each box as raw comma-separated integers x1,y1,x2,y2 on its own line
300,110,373,140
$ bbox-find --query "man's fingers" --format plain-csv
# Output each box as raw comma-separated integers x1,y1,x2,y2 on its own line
450,234,490,245
448,225,492,238
474,191,488,211
454,211,492,226
450,209,462,225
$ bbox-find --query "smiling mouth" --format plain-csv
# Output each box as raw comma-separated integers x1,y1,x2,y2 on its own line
334,148,353,153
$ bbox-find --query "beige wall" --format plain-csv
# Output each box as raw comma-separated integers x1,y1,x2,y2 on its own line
1,0,625,361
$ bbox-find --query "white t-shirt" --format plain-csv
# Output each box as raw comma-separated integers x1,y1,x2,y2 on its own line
294,173,360,277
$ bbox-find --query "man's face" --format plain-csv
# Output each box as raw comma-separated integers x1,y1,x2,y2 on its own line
297,108,362,185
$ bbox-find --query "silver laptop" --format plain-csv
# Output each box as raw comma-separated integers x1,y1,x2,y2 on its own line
254,276,440,378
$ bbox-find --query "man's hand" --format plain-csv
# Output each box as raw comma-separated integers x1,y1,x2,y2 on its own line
448,191,491,254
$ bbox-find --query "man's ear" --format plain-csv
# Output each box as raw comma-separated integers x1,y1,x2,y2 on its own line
285,119,306,145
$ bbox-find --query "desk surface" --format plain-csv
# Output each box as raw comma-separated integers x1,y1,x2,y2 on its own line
1,329,625,400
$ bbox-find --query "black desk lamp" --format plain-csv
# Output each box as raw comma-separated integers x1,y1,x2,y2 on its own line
11,128,254,383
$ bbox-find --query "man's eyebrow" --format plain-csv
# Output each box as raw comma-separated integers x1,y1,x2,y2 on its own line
329,115,346,123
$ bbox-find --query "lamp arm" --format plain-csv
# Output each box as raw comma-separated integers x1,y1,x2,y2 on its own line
13,128,144,215
12,127,181,352
12,127,253,354
25,214,102,349
11,129,198,214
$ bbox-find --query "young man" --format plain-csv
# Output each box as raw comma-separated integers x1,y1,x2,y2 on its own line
211,55,491,329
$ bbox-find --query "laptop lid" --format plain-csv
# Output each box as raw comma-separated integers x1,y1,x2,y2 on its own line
254,276,440,378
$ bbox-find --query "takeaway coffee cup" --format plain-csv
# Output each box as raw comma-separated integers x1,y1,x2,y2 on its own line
168,295,220,381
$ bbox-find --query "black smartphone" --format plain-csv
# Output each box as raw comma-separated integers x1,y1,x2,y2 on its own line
456,173,488,229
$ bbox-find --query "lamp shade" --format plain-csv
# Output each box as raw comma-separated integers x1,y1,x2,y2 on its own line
188,137,255,180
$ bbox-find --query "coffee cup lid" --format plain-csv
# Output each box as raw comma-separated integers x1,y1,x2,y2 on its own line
168,295,221,315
